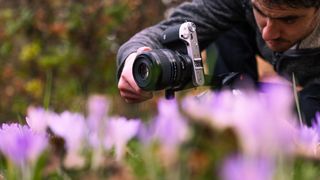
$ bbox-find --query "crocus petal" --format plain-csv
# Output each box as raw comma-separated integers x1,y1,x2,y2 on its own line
26,106,56,133
87,95,110,131
0,123,47,166
221,155,274,180
184,85,298,158
152,99,190,147
295,125,319,157
47,111,88,169
104,117,141,161
230,89,297,157
48,111,87,151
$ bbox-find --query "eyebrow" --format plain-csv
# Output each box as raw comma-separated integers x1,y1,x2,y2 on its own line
252,3,302,20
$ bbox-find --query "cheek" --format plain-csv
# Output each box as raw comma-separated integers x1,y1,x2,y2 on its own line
284,16,318,39
282,23,313,41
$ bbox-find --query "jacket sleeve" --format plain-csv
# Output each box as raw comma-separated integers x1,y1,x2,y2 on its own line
116,0,247,79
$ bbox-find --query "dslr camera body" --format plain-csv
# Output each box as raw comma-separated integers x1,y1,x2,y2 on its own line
132,22,205,99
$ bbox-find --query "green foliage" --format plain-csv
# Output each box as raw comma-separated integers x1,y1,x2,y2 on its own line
0,0,169,121
292,157,320,180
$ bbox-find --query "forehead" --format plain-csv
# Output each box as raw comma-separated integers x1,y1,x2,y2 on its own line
251,0,315,17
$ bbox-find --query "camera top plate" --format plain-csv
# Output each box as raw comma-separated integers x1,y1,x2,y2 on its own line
179,22,205,86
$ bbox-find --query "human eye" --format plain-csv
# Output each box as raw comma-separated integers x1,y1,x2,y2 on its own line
280,17,298,24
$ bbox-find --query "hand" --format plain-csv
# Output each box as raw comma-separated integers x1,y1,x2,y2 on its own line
118,47,153,103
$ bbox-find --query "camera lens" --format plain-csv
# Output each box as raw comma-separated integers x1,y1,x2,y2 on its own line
138,63,149,80
132,52,160,90
133,49,192,91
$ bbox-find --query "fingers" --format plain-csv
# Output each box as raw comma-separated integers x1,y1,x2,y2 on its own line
118,78,152,99
118,49,153,103
119,84,153,103
123,94,153,104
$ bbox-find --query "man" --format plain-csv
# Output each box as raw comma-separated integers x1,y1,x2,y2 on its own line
117,0,320,125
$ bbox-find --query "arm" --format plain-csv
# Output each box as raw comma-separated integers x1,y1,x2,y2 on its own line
117,0,246,103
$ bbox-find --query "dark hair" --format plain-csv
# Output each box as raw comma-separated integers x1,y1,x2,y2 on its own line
261,0,320,8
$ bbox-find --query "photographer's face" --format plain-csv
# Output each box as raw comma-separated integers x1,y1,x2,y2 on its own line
252,0,319,52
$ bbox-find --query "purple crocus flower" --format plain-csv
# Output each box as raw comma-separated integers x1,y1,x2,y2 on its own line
104,117,141,161
152,98,190,147
227,85,297,157
87,95,110,132
182,91,237,130
47,111,87,168
48,111,87,150
311,113,320,156
0,123,47,166
138,98,190,148
259,82,295,124
231,92,297,157
184,83,298,158
295,125,319,157
312,112,320,137
136,122,152,145
136,98,190,166
26,106,57,133
221,154,274,180
86,95,110,150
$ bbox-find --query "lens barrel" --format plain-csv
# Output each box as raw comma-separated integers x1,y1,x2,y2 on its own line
133,49,192,91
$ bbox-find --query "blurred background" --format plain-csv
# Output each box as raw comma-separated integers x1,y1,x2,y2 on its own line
2,2,320,180
0,0,190,122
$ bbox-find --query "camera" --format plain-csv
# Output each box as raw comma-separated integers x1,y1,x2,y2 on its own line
132,22,205,99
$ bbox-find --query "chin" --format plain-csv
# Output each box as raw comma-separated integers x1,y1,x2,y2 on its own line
267,44,290,53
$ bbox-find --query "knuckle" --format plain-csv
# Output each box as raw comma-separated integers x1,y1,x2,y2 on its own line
119,91,126,98
118,84,125,91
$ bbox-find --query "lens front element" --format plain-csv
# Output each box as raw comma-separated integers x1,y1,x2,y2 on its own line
138,63,149,80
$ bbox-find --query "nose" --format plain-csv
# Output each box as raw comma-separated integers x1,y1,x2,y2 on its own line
261,19,281,41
